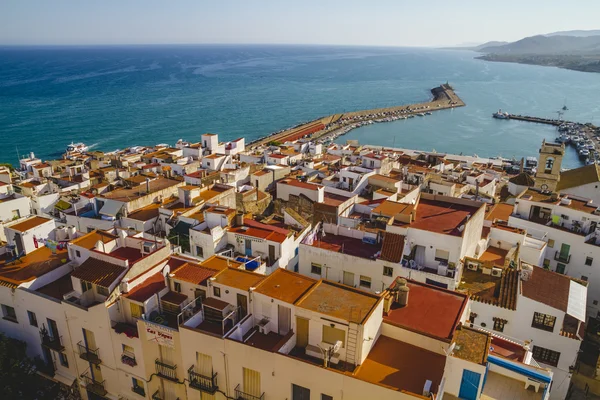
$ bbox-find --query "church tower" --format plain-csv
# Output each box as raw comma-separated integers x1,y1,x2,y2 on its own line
534,139,564,192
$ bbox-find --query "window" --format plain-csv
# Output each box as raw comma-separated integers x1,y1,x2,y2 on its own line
2,304,17,322
132,377,145,396
75,250,81,258
81,280,92,293
196,246,204,258
581,276,589,282
59,352,69,367
586,257,593,266
174,282,181,293
96,285,109,296
556,263,566,274
27,311,38,327
532,312,556,332
322,395,333,400
322,325,345,348
383,266,393,277
311,263,322,276
532,345,560,367
434,249,450,263
542,258,550,268
292,384,310,400
547,239,555,248
359,275,371,289
12,209,20,219
213,286,221,297
493,318,506,332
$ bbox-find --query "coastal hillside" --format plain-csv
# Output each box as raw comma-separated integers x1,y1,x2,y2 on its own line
545,29,600,37
475,31,600,73
479,35,600,55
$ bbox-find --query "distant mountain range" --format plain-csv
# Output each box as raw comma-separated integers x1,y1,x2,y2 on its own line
451,29,600,73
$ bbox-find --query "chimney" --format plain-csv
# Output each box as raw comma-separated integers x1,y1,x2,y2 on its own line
397,285,410,307
146,178,150,194
520,158,524,174
235,212,244,227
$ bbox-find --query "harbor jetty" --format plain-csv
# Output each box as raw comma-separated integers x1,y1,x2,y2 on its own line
250,83,465,147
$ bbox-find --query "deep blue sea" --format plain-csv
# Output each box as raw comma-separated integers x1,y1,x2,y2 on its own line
1,45,599,169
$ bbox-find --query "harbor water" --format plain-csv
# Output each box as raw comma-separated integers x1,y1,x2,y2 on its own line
1,45,599,169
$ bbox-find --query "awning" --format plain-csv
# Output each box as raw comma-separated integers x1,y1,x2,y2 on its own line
488,355,551,384
99,200,123,217
567,280,587,322
54,200,71,211
170,221,191,236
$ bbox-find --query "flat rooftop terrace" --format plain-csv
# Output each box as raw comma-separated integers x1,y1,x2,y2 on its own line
0,247,69,287
354,335,445,395
307,234,381,260
396,198,480,236
384,281,467,341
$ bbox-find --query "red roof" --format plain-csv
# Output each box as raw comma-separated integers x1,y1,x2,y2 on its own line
229,223,288,243
126,273,166,302
268,154,288,159
384,280,468,341
171,263,216,284
279,179,323,190
243,218,289,236
405,198,480,236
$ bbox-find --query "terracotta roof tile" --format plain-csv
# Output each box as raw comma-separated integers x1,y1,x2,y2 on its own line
126,273,166,302
380,232,405,263
161,290,188,305
521,265,570,312
71,258,126,288
557,164,600,191
171,262,216,284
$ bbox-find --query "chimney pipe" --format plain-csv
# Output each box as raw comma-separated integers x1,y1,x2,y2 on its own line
146,178,150,194
397,285,410,307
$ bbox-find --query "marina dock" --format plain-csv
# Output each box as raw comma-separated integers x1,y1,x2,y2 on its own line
250,84,465,147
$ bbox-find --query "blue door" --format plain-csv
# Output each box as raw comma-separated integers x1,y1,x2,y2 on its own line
244,239,252,256
459,369,481,400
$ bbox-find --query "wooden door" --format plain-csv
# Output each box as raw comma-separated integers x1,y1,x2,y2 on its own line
296,317,309,348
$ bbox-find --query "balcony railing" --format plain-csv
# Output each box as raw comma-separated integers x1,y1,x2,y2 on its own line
78,341,101,364
155,358,177,381
131,385,145,397
40,330,65,352
235,384,265,400
188,366,218,393
82,372,107,397
554,250,571,264
121,350,137,367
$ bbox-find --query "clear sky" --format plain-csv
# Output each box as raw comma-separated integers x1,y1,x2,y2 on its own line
1,0,599,47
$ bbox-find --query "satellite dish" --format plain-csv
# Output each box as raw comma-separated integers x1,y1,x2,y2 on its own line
332,340,342,354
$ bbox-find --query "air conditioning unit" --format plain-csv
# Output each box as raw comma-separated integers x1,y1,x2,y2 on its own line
468,263,478,271
491,267,502,277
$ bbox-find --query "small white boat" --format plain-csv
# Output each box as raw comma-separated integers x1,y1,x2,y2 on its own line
66,142,88,153
493,109,510,119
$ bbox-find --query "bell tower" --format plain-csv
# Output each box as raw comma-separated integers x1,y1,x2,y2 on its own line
534,139,564,192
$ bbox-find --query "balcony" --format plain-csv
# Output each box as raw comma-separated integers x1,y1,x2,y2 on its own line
155,358,177,381
188,366,218,394
235,384,265,400
78,341,101,365
82,372,107,397
554,250,571,264
132,385,145,397
40,330,65,352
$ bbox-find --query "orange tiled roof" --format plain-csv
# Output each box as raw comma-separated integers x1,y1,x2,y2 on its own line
71,258,126,288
